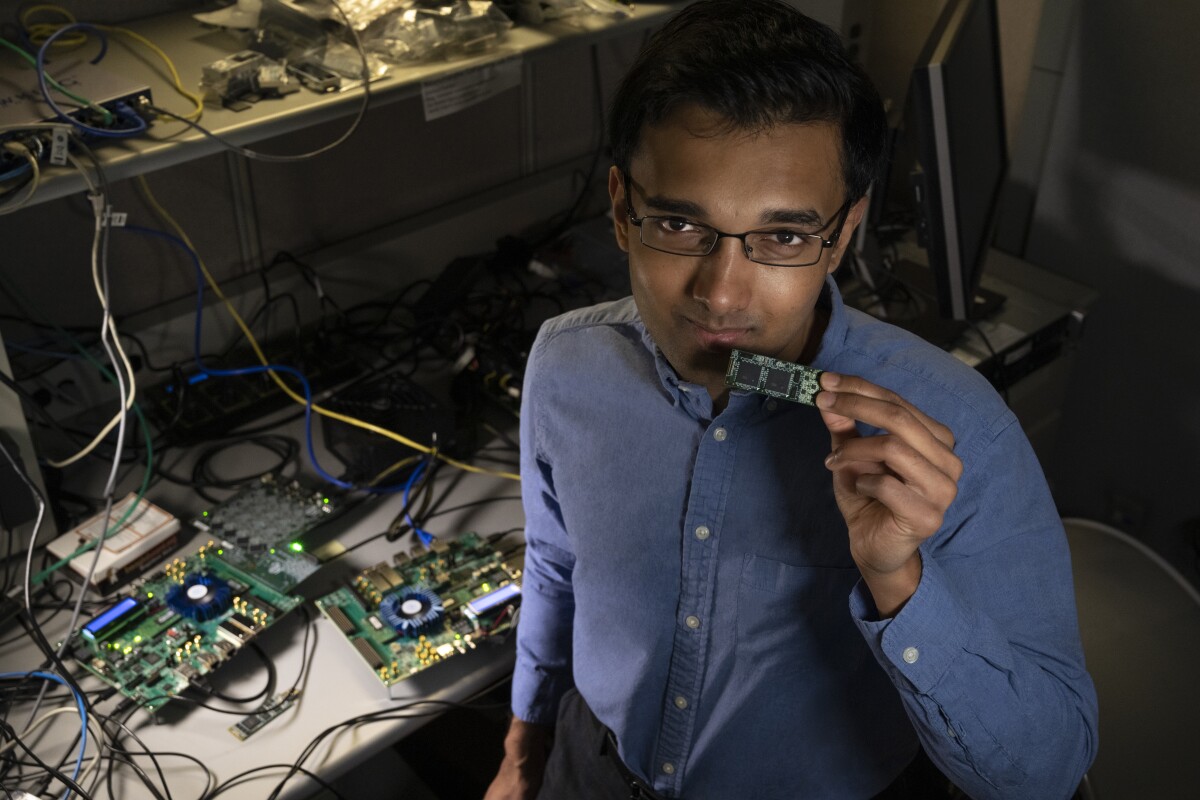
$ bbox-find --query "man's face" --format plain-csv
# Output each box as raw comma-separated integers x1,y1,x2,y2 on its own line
609,105,866,404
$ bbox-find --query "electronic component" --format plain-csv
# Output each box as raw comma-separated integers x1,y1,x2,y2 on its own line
45,494,182,594
199,50,298,109
82,597,142,641
380,588,445,638
191,475,340,593
70,545,303,712
166,573,233,622
287,59,341,93
315,532,520,696
725,349,824,406
0,58,152,138
465,583,520,617
143,324,372,446
321,369,459,485
324,604,355,635
228,691,300,741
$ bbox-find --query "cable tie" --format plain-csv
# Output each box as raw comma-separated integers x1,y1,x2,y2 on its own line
102,206,127,228
49,127,68,165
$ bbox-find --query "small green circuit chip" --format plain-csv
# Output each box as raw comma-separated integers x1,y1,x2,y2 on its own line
229,691,300,741
725,349,824,406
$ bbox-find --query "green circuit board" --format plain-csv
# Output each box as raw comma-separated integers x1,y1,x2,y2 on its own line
315,533,521,690
69,544,303,712
190,475,341,594
725,348,824,406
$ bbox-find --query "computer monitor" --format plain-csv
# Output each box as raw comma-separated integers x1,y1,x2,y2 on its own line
907,0,1008,321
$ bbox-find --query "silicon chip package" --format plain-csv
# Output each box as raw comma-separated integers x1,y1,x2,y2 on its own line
725,349,823,406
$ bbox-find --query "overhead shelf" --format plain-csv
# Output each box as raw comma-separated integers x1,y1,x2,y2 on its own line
4,2,680,207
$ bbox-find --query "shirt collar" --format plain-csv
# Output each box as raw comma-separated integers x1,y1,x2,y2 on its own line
812,274,849,372
637,275,848,418
640,324,715,419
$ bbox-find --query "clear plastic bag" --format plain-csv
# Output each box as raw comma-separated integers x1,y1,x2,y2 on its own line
366,2,515,63
513,0,629,27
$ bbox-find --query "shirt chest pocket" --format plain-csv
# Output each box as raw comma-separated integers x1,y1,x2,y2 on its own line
736,554,864,672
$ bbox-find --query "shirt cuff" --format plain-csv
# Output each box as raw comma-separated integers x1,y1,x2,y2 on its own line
511,657,574,727
849,553,972,695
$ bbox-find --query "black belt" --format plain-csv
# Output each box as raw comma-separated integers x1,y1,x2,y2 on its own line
601,729,669,800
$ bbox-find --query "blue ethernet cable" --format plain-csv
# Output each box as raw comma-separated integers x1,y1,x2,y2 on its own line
36,24,149,139
402,457,436,547
123,225,402,493
0,671,88,800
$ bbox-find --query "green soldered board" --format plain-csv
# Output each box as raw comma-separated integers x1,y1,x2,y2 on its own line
69,544,303,712
725,348,824,406
315,533,521,690
190,475,340,594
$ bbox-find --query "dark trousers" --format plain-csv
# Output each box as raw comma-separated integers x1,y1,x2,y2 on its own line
537,688,949,800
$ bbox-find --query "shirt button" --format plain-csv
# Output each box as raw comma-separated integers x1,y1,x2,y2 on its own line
674,695,688,710
685,615,701,629
694,525,711,541
712,427,727,442
902,646,920,664
661,762,676,775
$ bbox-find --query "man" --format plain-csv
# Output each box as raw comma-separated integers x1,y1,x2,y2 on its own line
487,1,1098,797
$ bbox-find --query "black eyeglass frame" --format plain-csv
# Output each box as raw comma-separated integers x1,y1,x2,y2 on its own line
622,171,853,268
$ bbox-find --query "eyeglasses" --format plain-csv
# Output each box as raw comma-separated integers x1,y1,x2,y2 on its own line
623,171,852,268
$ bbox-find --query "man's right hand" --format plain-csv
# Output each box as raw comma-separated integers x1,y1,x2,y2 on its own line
484,717,552,800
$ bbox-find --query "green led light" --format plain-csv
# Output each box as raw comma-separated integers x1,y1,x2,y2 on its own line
202,511,209,517
270,548,276,554
323,498,329,504
146,592,154,599
290,542,303,552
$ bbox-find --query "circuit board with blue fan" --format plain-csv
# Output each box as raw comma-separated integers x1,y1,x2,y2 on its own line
315,533,521,694
68,541,303,712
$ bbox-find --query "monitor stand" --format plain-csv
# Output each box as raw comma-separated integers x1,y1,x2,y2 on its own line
850,259,1006,350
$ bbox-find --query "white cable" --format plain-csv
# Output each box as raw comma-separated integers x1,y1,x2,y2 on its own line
44,158,137,469
92,188,132,500
0,434,46,612
29,172,131,726
48,161,132,687
0,706,108,791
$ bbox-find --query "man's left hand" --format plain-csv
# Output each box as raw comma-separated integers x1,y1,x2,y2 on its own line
815,371,963,617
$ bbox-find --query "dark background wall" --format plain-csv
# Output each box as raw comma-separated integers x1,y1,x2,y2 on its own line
1022,0,1200,584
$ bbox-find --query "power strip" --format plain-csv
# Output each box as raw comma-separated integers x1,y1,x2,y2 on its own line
45,494,182,594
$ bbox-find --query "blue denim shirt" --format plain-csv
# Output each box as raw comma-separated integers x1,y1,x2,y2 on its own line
513,277,1097,799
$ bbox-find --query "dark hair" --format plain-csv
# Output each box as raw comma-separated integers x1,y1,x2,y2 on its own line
608,0,887,201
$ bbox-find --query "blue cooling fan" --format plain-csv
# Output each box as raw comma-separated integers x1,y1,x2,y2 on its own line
167,573,233,622
380,587,444,638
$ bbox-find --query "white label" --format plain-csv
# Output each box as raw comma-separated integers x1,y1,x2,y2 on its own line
50,128,69,165
103,208,127,227
420,56,522,122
